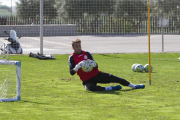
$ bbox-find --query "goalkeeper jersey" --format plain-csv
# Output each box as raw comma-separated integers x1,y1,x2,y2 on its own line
68,50,100,82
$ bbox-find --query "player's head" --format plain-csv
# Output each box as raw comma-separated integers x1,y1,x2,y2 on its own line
72,39,82,54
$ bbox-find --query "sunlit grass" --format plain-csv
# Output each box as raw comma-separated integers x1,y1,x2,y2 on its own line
0,53,180,120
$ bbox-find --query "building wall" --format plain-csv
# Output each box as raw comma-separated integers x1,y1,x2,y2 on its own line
0,25,77,37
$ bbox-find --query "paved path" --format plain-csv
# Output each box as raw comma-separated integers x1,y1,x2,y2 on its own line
0,35,179,55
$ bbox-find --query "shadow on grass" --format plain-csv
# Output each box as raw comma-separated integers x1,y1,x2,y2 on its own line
143,71,157,73
19,100,46,104
85,88,135,95
120,89,135,91
92,90,121,95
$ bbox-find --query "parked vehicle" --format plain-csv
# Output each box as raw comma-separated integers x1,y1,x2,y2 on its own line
1,30,23,54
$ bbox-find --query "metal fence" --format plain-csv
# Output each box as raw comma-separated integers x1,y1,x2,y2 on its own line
0,0,180,55
0,16,180,34
1,0,180,34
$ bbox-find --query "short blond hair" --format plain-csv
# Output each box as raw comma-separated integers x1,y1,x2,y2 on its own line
72,39,81,47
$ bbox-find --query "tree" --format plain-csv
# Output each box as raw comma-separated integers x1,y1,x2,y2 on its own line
0,5,11,12
16,0,58,24
0,5,12,16
152,0,180,32
114,0,147,32
57,0,115,32
57,0,114,19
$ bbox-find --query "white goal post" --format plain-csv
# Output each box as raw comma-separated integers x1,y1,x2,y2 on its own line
0,42,9,60
0,61,21,102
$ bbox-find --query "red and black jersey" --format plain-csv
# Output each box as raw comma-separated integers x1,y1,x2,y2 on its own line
68,50,100,82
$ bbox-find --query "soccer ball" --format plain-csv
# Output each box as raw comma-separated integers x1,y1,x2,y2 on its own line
144,64,153,72
135,64,144,72
132,63,138,72
81,60,93,72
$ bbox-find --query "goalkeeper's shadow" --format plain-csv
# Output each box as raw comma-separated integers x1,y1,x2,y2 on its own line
86,89,134,95
120,89,135,91
90,90,122,95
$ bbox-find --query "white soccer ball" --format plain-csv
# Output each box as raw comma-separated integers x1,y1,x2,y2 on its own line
132,63,138,72
144,64,153,72
135,64,144,72
81,59,93,72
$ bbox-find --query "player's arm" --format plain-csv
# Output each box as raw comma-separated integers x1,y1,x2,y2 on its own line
68,55,76,75
68,55,84,75
86,51,98,69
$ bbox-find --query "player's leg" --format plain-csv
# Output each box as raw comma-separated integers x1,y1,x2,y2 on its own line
97,72,145,89
83,82,121,91
83,83,105,91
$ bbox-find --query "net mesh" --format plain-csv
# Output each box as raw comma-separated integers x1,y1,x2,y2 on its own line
0,0,179,54
0,63,17,99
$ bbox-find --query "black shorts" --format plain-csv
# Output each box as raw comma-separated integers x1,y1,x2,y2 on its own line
82,71,130,86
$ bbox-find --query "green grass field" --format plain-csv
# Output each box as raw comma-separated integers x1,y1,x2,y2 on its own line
0,53,180,120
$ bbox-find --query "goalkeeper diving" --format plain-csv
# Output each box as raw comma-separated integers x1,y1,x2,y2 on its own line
68,39,145,91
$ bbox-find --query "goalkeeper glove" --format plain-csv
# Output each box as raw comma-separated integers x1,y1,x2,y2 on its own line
73,60,85,72
90,60,97,68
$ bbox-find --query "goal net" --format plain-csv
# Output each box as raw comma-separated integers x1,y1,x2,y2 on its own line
0,61,21,102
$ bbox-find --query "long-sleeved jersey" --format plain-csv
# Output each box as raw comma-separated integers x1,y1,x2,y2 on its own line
68,50,100,82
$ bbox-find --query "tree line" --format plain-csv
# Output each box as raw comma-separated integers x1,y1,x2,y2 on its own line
1,0,180,33
15,0,180,20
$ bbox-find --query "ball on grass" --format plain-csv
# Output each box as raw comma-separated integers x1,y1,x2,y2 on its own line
144,64,153,72
132,63,138,72
135,64,144,72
